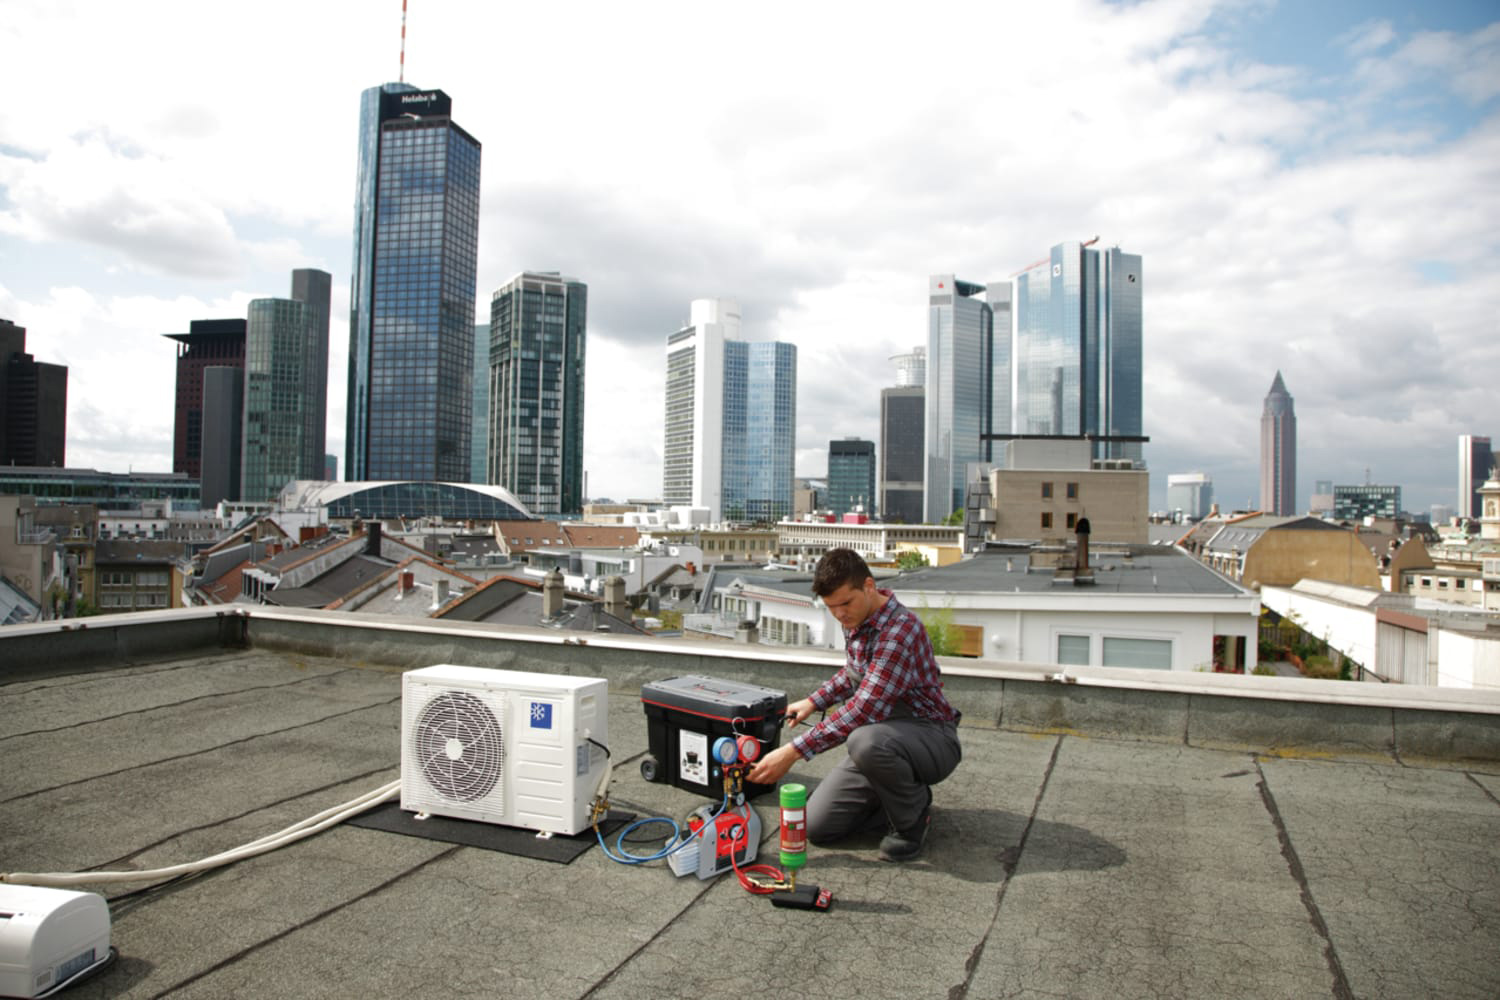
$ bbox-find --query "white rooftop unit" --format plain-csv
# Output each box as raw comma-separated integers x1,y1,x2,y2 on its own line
400,665,608,836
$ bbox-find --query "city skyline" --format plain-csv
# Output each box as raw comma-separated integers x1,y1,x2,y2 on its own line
2,1,1496,514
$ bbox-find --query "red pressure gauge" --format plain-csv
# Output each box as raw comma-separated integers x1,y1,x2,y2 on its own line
736,734,761,763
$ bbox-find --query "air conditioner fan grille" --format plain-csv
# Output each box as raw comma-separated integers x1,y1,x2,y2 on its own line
414,690,504,803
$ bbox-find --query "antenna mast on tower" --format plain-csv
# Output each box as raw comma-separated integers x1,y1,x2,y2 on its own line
399,0,408,83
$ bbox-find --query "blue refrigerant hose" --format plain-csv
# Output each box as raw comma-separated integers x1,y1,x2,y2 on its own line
596,794,729,865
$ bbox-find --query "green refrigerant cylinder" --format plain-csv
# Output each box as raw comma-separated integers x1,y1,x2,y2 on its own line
779,783,808,871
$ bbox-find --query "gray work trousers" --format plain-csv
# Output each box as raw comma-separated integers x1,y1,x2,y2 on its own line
806,716,962,844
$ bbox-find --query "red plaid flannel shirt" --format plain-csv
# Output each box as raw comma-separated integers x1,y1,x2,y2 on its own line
791,590,958,759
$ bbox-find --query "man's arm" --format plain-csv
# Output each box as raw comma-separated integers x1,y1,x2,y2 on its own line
792,625,920,756
744,698,816,785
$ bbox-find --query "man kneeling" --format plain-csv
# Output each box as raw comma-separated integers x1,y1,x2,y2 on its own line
747,548,962,861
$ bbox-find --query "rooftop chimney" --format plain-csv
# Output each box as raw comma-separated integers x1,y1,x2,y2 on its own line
431,578,449,610
397,570,414,597
365,521,383,556
543,569,564,618
1074,517,1095,586
604,575,628,620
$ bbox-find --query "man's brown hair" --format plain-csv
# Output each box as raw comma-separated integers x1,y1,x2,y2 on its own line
811,547,873,597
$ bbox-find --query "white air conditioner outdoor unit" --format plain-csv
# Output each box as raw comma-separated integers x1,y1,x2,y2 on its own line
400,665,608,837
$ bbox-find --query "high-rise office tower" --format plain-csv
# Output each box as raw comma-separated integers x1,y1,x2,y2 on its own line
988,283,1014,441
664,299,733,515
470,322,488,484
828,438,876,517
486,272,588,517
881,348,925,524
165,319,245,478
290,268,331,474
200,366,244,508
1260,371,1297,515
346,83,481,482
1166,472,1213,521
241,269,331,502
662,299,797,523
925,276,995,523
1459,434,1494,520
0,319,68,468
1007,241,1143,465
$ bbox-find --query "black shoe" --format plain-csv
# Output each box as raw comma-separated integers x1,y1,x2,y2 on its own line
879,793,932,862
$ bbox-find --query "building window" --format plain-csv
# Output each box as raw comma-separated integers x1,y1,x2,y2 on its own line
1102,636,1172,669
1041,513,1053,529
1066,512,1077,529
1066,482,1078,500
1041,482,1053,499
1057,634,1090,665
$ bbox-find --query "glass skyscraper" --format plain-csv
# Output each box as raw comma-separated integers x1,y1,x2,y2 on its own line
881,349,925,524
241,269,330,502
925,275,994,523
828,438,876,517
662,299,796,523
724,340,797,523
290,268,331,476
1008,242,1143,464
347,84,481,482
470,322,488,483
486,272,587,518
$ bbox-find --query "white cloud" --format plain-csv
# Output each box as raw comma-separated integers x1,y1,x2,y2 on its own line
1352,23,1500,106
0,136,242,278
1342,20,1397,57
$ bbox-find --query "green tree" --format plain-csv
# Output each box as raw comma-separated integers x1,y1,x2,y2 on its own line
896,551,929,571
942,509,964,526
915,605,960,656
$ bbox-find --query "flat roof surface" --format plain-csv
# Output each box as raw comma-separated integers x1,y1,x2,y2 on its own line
898,546,1248,597
3,641,1497,998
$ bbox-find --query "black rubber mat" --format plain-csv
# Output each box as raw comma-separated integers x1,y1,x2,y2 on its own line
347,801,635,864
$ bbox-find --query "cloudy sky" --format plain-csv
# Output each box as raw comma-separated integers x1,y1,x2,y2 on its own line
2,0,1496,515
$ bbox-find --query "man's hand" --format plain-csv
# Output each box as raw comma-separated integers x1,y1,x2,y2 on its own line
784,698,816,728
746,742,800,786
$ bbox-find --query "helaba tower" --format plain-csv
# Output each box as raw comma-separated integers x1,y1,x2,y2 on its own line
347,83,481,481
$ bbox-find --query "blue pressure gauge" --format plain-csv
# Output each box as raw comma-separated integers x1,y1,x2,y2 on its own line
712,736,740,766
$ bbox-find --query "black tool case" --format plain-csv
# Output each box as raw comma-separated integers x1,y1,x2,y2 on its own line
640,675,788,799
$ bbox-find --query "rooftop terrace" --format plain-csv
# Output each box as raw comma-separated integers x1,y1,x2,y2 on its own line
2,608,1498,999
